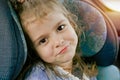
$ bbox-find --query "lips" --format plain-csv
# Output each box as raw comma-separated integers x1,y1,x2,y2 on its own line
59,46,68,54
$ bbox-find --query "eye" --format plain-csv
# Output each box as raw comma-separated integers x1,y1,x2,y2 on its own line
39,38,47,45
57,25,65,31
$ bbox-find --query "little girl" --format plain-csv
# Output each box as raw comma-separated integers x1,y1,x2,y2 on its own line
10,0,97,80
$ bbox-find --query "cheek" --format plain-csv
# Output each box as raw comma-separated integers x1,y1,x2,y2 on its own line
66,29,78,45
36,46,54,62
73,33,78,46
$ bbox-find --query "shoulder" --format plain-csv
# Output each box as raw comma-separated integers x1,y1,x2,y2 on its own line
24,63,49,80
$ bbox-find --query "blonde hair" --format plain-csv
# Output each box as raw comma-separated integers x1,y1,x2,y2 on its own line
10,0,97,79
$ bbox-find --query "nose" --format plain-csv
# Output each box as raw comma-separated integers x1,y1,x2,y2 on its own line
53,35,65,48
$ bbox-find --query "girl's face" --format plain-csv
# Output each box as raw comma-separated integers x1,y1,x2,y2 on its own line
22,12,78,66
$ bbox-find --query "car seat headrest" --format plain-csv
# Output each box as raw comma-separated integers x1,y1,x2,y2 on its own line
0,1,27,79
63,0,119,66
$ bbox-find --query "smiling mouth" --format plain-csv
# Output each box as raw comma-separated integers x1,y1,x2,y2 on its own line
59,46,68,54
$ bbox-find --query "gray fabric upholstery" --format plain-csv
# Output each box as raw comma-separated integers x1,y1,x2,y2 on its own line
0,0,27,79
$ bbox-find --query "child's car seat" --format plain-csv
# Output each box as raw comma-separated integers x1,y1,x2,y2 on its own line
89,0,120,70
0,0,27,80
63,0,120,80
0,0,119,80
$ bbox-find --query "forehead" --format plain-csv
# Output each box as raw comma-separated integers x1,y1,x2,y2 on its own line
20,0,68,25
21,11,67,29
21,11,69,41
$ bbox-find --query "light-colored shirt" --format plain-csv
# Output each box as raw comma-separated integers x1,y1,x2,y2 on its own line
24,63,97,80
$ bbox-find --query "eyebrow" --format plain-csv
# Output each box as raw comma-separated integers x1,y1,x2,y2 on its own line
54,19,66,29
33,19,66,45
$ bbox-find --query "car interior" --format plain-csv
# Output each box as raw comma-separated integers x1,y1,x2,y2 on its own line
0,0,120,80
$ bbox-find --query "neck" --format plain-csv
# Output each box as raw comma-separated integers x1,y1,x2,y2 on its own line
59,60,73,73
